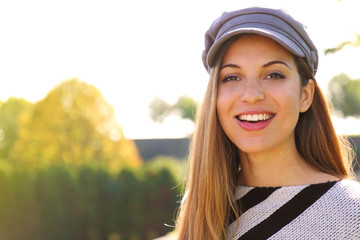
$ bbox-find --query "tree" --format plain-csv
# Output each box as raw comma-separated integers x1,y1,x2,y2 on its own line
149,95,198,123
0,98,32,160
324,1,360,117
328,74,360,116
11,78,141,168
324,0,360,55
324,34,360,55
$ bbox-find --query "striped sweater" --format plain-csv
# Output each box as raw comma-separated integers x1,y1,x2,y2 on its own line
227,179,360,240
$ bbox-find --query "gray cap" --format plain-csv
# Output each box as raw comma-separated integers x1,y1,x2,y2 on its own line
202,7,318,75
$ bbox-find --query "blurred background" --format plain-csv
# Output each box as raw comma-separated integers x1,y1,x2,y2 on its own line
0,0,359,239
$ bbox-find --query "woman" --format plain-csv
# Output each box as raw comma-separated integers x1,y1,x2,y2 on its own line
176,7,360,240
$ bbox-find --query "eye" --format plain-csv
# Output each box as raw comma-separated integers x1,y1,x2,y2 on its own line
266,72,285,80
222,75,241,83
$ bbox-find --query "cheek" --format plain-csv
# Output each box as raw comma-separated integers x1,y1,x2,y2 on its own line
216,87,241,138
216,88,233,118
271,82,302,109
216,90,230,128
276,93,303,125
216,95,226,123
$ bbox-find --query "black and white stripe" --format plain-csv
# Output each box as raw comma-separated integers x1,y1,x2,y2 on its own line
227,180,360,240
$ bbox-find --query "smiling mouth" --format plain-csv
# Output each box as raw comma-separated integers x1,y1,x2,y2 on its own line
236,113,275,122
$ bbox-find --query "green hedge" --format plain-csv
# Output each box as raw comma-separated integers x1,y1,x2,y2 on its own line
0,160,183,240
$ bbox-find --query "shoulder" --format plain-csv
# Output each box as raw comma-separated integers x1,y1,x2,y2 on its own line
325,179,360,217
332,179,360,199
270,180,360,239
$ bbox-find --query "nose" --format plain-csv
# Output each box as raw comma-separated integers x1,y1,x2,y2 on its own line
240,80,265,103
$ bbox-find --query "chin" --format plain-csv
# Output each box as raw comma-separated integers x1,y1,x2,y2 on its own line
235,141,272,155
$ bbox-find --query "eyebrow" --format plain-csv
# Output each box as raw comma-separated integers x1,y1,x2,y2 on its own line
220,60,291,70
220,63,240,70
263,60,291,69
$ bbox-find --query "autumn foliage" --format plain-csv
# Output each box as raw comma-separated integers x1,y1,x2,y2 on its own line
1,78,141,168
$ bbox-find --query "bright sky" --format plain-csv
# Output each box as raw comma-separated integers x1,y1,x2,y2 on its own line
1,0,360,139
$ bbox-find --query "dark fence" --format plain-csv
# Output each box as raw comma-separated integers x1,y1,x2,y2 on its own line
134,136,360,170
350,136,360,174
134,138,190,160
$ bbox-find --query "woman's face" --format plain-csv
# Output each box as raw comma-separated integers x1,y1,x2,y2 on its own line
217,34,312,155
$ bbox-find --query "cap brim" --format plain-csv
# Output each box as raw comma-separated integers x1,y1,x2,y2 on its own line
206,27,305,68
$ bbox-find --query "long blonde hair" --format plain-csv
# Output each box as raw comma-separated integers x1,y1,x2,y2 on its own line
176,42,355,240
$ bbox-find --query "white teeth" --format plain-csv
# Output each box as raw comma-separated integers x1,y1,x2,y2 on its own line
238,113,273,122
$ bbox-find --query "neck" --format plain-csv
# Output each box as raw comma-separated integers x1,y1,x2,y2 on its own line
238,145,339,187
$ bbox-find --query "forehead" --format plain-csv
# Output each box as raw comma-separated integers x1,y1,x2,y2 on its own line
222,34,294,63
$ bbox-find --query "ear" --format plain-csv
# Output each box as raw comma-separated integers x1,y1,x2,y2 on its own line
300,79,315,113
